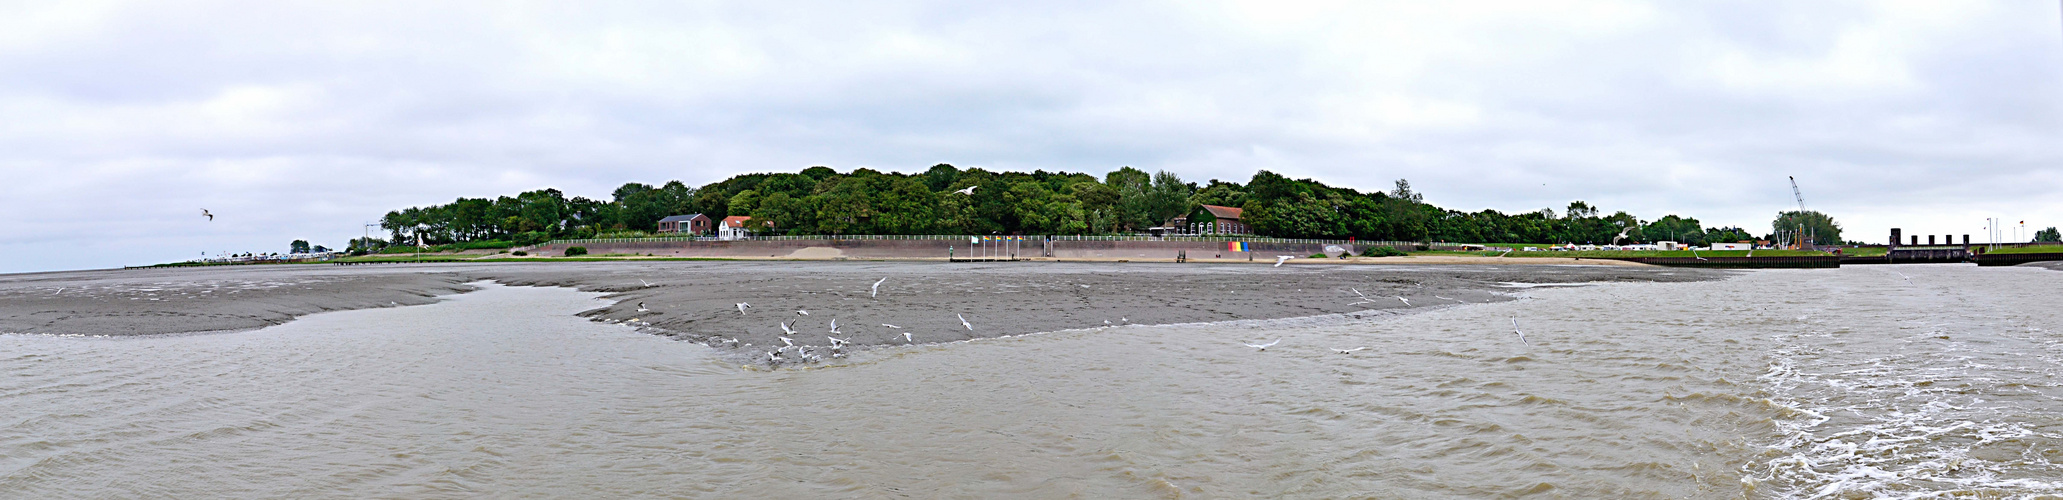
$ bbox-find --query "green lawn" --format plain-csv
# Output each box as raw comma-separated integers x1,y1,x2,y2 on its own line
1504,249,1831,258
1982,245,2063,255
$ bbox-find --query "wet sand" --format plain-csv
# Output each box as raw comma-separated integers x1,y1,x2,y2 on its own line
2,262,1731,357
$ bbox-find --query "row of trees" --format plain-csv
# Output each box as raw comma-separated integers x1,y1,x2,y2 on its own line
370,164,1830,247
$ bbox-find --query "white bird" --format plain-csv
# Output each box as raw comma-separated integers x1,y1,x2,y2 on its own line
201,209,213,221
957,313,973,331
779,321,796,335
829,318,841,334
881,323,902,329
768,351,781,363
779,336,795,347
954,185,977,195
1395,296,1411,307
1332,347,1368,354
1512,316,1530,346
1275,255,1292,267
796,309,809,316
1103,319,1112,325
639,278,653,287
636,301,648,312
902,332,913,343
720,338,738,344
1894,271,1914,286
736,302,751,315
871,277,886,297
1244,339,1281,351
827,336,848,349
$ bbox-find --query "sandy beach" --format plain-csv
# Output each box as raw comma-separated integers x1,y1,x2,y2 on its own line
1,261,1729,356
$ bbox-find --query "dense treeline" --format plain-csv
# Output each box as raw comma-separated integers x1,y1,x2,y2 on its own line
363,164,1788,249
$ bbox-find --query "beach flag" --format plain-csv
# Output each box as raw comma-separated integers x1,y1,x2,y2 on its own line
1228,241,1249,252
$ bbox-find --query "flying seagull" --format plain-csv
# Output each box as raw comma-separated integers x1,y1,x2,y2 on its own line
736,302,751,315
779,336,795,347
881,323,902,329
828,318,841,334
1511,316,1530,346
768,351,781,363
1274,255,1292,267
720,338,738,345
1243,339,1282,351
1395,296,1411,307
953,185,978,195
636,301,648,312
779,321,796,335
1332,347,1368,354
1894,271,1914,286
201,209,213,221
957,313,973,331
639,279,653,287
871,277,886,297
902,332,913,343
827,336,848,349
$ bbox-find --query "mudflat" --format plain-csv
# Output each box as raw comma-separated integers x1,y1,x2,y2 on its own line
1,261,1731,356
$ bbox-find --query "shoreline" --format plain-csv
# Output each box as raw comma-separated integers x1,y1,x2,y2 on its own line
3,261,1730,356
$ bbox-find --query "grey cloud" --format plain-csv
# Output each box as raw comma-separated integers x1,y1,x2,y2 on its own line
2,1,2059,272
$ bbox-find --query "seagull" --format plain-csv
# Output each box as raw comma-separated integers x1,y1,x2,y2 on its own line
1243,339,1281,351
881,323,902,329
796,309,809,316
828,318,841,334
1894,271,1914,286
957,313,973,331
1274,255,1292,267
871,277,886,297
636,301,648,312
827,336,848,349
780,321,796,335
1332,347,1368,354
953,185,978,195
1395,296,1411,307
779,336,795,347
902,332,913,343
736,302,751,315
720,338,738,344
768,351,781,363
639,279,653,287
201,209,213,221
1512,316,1530,346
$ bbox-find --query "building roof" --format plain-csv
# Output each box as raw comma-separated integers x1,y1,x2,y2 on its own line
721,215,769,228
1200,205,1243,220
657,214,706,223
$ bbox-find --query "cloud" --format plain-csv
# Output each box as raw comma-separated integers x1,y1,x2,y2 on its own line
1,0,2059,272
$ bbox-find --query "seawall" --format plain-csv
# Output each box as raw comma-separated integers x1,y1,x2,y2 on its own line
528,238,1381,261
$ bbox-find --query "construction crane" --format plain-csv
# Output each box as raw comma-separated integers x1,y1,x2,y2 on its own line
1789,176,1807,213
1788,176,1811,250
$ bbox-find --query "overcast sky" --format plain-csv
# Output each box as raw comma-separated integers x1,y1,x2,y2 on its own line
2,1,2059,273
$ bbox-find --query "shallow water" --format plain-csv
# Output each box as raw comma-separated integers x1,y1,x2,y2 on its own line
3,265,2060,498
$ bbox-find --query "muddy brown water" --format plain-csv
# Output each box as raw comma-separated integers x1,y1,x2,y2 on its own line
3,265,2060,498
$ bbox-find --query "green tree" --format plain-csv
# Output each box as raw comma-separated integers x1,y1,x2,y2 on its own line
1770,211,1842,246
290,239,310,254
2034,227,2060,243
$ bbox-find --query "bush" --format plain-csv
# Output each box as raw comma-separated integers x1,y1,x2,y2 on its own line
1308,253,1327,259
514,231,553,246
564,246,588,256
349,249,369,257
1361,246,1407,257
512,251,528,256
